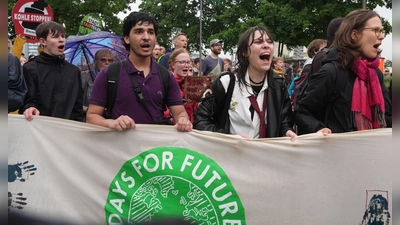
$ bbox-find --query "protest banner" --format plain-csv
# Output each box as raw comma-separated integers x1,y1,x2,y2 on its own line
8,115,392,225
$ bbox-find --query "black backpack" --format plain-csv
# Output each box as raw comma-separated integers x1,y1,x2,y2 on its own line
292,48,331,107
103,60,170,119
294,60,348,135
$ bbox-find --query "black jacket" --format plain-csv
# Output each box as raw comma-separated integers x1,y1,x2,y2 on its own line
21,52,84,122
294,47,392,134
194,72,294,138
8,53,27,112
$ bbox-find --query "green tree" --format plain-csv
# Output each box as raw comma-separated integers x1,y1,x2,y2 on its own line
384,59,392,68
8,0,134,39
137,0,392,56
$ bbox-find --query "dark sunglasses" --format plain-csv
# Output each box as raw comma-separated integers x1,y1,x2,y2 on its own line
100,58,114,63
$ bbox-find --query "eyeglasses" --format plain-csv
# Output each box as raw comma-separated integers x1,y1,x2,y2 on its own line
175,60,191,65
100,58,114,63
363,27,385,37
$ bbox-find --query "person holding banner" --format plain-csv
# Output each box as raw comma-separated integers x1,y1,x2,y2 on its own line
20,21,84,122
294,9,392,135
194,26,296,141
167,48,199,123
168,48,191,97
87,11,192,132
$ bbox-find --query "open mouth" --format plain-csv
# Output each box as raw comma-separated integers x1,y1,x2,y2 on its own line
58,45,64,50
259,53,270,61
373,43,381,50
141,43,151,48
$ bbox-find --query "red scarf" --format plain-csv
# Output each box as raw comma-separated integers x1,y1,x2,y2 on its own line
351,57,386,130
174,75,185,98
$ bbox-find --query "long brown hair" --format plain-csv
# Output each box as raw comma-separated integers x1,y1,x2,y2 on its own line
332,9,380,68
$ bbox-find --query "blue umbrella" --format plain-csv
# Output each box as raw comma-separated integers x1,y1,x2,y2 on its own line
65,31,128,79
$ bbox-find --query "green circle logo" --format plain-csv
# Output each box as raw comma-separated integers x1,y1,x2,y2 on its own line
105,147,246,224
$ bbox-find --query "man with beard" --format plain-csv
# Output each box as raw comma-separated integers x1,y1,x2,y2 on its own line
86,11,192,132
201,39,224,76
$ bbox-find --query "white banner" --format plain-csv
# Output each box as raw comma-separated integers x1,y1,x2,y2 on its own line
8,115,392,225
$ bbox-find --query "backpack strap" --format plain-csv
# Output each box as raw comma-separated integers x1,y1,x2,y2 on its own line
157,64,170,111
324,61,348,125
218,71,235,130
104,61,122,119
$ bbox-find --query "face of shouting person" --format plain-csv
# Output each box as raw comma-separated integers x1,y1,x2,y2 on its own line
171,53,191,77
124,21,156,59
174,35,188,49
352,16,385,60
152,44,161,60
40,30,66,57
247,30,274,75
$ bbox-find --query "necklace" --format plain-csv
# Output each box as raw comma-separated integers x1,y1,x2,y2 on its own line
249,76,265,85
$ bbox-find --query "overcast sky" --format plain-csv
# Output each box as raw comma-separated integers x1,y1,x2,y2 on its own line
118,3,392,60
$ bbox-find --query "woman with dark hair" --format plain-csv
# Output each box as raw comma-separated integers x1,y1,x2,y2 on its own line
194,26,296,141
294,9,392,135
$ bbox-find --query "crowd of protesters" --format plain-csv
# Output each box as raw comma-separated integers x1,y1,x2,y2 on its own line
8,9,392,141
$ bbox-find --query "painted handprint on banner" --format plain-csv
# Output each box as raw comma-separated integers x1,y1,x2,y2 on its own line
8,161,37,182
8,192,27,211
360,191,391,225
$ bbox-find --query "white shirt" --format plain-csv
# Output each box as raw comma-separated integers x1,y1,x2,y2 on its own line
220,70,268,139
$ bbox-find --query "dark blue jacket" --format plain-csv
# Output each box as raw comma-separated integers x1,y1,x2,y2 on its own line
8,53,27,112
158,48,175,69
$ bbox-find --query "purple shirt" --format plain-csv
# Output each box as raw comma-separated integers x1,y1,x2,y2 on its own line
89,57,183,124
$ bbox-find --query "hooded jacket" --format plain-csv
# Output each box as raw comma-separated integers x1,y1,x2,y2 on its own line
21,52,84,121
194,72,294,138
294,47,392,134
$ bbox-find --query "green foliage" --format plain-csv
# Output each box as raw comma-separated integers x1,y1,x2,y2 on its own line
138,0,392,56
8,0,134,39
8,0,392,57
384,59,392,68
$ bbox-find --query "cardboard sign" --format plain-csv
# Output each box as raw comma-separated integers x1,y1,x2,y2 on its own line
184,76,214,102
78,13,104,35
12,0,54,43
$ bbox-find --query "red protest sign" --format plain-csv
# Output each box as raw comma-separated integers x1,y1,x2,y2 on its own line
12,0,54,43
184,76,215,103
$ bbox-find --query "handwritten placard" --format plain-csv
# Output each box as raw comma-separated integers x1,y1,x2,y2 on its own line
184,76,215,102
